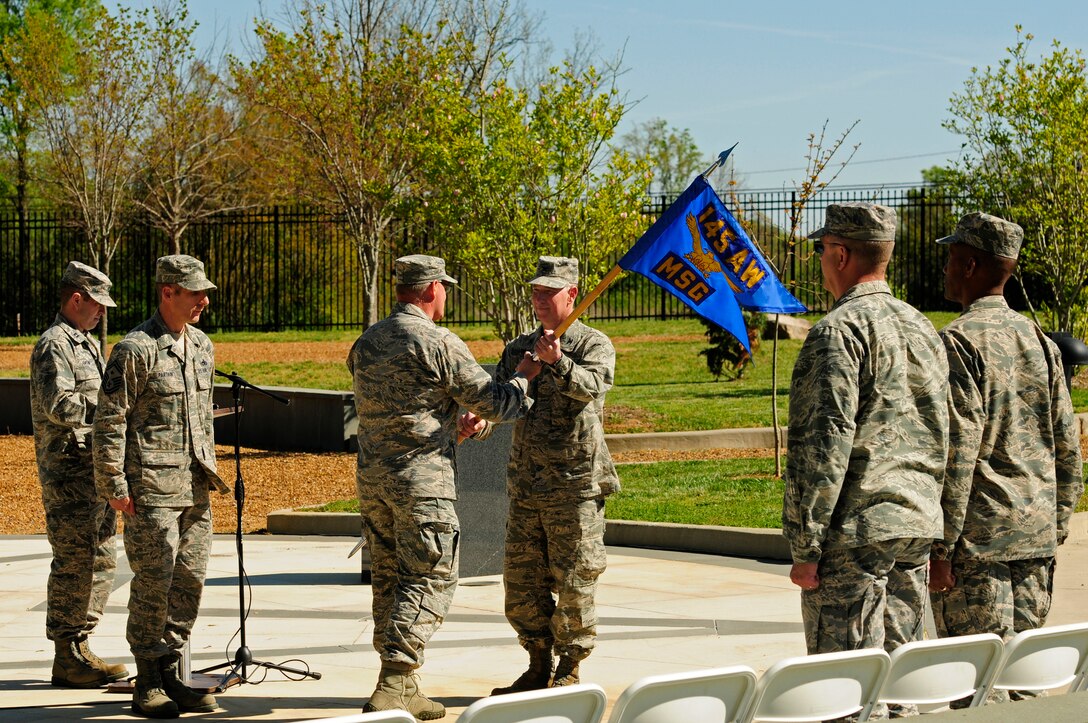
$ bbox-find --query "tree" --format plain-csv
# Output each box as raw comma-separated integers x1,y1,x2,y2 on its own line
6,4,156,350
620,117,702,197
135,0,252,255
892,166,962,310
234,0,464,328
0,0,98,332
422,62,649,341
942,27,1088,335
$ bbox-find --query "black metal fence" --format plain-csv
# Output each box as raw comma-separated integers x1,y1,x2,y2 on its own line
0,184,966,336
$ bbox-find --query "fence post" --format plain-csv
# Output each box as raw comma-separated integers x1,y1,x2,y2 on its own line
17,208,29,335
659,194,669,321
789,190,798,305
273,206,281,331
918,187,927,307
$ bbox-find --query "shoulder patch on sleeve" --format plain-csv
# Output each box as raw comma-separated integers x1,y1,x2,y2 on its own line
101,360,124,396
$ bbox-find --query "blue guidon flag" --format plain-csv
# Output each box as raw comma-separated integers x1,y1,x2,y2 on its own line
618,175,806,352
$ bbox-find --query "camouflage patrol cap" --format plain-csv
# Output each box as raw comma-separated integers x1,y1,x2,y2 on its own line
155,254,216,291
528,256,579,289
936,212,1023,260
61,260,116,307
396,254,458,286
808,202,897,242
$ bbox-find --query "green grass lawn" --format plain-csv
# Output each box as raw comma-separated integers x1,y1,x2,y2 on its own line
306,458,785,527
304,458,1088,527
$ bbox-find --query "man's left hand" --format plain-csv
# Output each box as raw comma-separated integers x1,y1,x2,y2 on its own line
929,559,956,593
790,562,820,590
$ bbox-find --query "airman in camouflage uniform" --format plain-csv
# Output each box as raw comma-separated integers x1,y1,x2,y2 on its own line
783,204,948,689
30,261,129,689
465,257,617,695
930,213,1084,706
94,255,227,719
349,254,539,720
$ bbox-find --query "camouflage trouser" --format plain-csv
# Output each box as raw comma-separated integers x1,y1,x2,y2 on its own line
43,495,118,641
932,556,1055,706
124,481,212,660
503,496,607,661
801,538,930,655
359,493,459,670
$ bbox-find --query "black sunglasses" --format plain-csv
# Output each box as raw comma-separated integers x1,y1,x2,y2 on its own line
814,240,845,256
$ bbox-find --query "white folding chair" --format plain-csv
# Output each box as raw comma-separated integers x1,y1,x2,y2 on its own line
458,683,608,723
742,648,890,723
606,665,758,723
985,622,1088,697
878,633,1004,709
293,712,417,722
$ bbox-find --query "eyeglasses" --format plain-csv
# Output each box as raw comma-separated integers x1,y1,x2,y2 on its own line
814,240,846,256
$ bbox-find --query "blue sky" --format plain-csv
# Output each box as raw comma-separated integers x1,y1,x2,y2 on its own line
107,0,1088,190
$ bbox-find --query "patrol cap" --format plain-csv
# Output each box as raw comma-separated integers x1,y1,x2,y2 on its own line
528,256,579,289
61,260,116,307
936,212,1023,260
807,202,897,242
155,254,216,291
395,254,458,286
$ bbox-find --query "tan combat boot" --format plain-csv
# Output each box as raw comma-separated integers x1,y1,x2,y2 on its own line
76,637,129,683
160,653,217,713
551,655,581,687
364,665,446,720
51,638,109,688
490,645,553,695
132,657,179,719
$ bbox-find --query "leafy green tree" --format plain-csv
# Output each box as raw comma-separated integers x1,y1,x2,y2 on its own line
890,166,962,310
0,1,96,211
620,117,702,196
0,0,97,332
421,62,649,341
942,27,1088,335
6,4,156,349
234,1,463,327
700,310,761,380
135,0,252,255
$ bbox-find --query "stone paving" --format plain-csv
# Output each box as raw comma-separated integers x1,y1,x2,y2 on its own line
1,533,1086,721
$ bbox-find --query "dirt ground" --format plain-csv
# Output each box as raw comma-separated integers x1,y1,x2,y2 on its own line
0,434,773,535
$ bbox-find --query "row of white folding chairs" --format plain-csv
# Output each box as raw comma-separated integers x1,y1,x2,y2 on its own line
303,621,1088,723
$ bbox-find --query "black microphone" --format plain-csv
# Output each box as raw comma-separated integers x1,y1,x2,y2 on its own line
214,369,291,406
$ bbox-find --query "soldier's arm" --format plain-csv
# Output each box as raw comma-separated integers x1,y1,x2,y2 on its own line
31,339,91,429
932,332,985,562
471,339,527,441
540,332,614,403
781,326,859,564
93,342,144,502
1048,344,1084,544
441,333,530,423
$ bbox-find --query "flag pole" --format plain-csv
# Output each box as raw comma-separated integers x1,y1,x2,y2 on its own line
554,264,623,337
551,146,738,337
701,143,738,180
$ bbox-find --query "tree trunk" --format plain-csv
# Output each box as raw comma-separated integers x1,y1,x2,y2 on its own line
355,229,381,329
168,227,181,255
97,255,110,357
365,253,380,328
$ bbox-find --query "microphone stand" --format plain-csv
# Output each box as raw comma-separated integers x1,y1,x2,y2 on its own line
196,369,321,689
